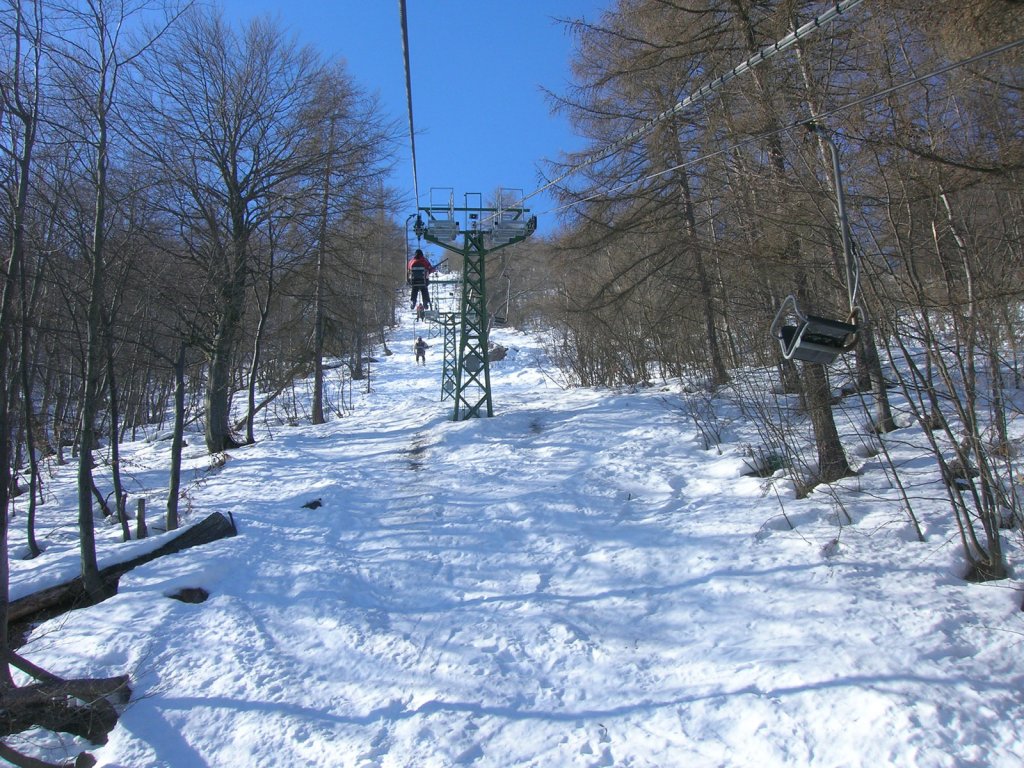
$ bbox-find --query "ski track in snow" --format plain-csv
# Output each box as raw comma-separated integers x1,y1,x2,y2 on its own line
8,315,1024,767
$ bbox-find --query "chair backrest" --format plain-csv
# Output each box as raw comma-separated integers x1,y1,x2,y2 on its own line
427,219,458,241
409,264,428,286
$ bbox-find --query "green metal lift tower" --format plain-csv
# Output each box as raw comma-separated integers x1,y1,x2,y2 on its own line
414,189,535,420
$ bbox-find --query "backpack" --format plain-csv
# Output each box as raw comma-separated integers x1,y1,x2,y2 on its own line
408,263,427,286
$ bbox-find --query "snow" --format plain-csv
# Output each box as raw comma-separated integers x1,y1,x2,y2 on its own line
7,312,1024,767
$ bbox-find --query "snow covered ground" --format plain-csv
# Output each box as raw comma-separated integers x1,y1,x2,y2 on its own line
7,312,1024,767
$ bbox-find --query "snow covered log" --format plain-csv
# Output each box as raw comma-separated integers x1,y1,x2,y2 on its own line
8,512,237,624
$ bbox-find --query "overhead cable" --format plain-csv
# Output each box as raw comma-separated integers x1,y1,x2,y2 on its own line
520,0,865,208
398,0,420,208
545,34,1024,217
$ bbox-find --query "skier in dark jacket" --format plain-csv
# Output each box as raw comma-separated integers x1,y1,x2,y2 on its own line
407,249,437,310
414,336,430,365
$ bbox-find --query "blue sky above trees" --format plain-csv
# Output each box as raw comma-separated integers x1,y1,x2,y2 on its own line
219,0,604,220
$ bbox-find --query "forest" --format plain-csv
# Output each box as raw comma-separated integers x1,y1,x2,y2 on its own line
1,0,1022,764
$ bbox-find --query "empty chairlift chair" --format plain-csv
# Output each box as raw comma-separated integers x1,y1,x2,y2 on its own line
769,124,863,367
490,211,527,244
426,216,459,241
770,295,858,365
420,187,460,241
490,190,533,245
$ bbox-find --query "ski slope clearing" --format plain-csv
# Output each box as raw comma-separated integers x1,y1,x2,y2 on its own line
8,316,1024,767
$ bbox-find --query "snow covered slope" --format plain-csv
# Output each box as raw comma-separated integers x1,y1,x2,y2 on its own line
8,315,1023,767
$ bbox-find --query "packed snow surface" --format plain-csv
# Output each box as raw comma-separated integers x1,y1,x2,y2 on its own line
8,315,1024,767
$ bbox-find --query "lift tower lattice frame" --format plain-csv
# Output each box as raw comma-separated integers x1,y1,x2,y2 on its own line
415,192,535,420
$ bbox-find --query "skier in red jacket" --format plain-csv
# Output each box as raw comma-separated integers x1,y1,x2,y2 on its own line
407,249,437,310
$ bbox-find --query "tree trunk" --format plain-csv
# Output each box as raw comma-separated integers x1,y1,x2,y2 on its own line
78,234,106,598
312,128,332,425
205,211,248,453
724,2,854,484
2,6,43,681
205,288,244,453
245,286,271,446
78,71,112,600
1,306,14,689
167,342,186,531
104,326,128,541
18,280,41,558
666,123,728,386
803,361,853,485
351,331,364,381
861,323,897,433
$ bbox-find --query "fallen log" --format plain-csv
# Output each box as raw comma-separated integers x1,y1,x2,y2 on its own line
1,651,131,745
0,740,95,767
0,675,130,741
0,517,236,756
1,675,130,710
8,512,237,626
7,579,103,627
0,510,224,763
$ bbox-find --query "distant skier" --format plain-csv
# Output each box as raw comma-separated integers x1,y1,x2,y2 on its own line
414,336,430,365
407,249,437,310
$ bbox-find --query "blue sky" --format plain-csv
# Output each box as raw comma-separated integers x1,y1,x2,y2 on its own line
218,1,608,227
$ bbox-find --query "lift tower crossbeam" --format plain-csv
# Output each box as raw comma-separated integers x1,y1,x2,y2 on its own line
415,191,535,420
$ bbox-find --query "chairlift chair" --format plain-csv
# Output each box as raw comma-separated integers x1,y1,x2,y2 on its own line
416,188,460,241
491,214,527,244
770,295,858,365
426,217,459,241
490,188,530,244
768,125,863,366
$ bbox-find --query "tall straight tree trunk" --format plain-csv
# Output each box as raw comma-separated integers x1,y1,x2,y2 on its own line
245,288,271,446
0,279,13,689
74,0,154,598
245,212,279,445
667,123,728,385
77,112,109,600
167,341,186,531
312,124,333,426
860,323,897,433
311,265,326,424
105,325,129,541
792,29,897,432
16,191,49,558
0,197,20,690
18,242,44,557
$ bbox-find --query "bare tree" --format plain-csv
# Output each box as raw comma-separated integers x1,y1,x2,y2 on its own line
46,0,184,597
0,0,44,687
134,9,327,452
304,67,395,424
